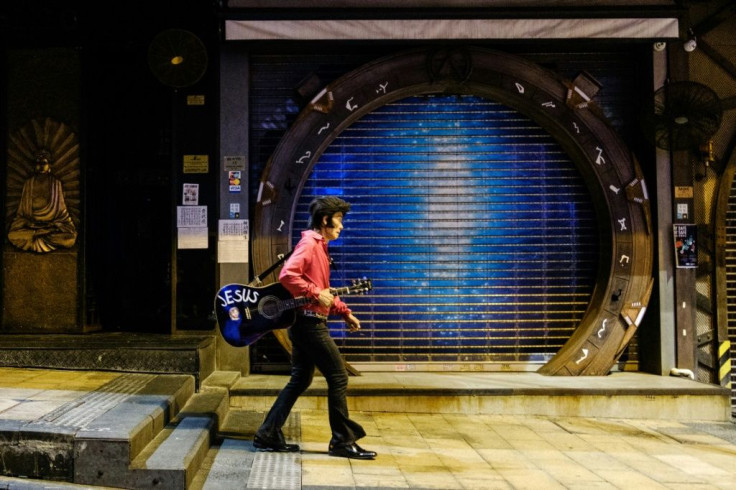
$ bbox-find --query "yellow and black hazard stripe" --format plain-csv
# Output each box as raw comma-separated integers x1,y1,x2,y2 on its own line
719,340,731,388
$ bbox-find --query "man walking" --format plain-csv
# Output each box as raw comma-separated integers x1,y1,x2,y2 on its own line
254,196,377,460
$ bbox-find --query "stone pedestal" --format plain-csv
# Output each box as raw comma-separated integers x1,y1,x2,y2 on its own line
2,249,82,332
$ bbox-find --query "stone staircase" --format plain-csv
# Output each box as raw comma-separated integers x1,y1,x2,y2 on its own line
0,369,297,489
73,371,257,489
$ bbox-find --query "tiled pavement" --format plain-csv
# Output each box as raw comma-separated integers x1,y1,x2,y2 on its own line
289,409,736,489
1,367,736,489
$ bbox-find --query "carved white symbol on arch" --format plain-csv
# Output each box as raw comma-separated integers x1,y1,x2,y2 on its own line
595,146,606,165
296,151,312,164
597,319,607,339
575,348,590,365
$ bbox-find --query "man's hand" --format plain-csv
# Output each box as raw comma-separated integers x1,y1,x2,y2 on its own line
345,313,361,333
317,288,335,308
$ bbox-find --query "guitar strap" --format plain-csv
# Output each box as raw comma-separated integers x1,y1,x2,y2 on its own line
248,250,294,286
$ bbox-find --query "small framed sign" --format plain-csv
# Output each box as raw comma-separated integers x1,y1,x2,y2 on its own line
673,224,697,269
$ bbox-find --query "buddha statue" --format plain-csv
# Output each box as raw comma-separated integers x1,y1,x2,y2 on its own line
7,149,78,253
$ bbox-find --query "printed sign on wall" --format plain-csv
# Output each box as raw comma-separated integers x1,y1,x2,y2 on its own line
674,224,697,268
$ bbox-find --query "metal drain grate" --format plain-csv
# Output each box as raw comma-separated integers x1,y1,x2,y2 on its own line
245,412,302,489
246,452,301,490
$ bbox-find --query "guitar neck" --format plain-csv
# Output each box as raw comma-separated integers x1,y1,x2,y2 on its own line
285,296,313,310
289,286,352,311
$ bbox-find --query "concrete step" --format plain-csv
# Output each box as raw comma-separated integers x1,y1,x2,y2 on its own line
74,375,194,485
73,374,195,486
193,439,256,490
199,370,241,392
129,416,213,489
0,372,194,483
116,374,231,488
218,408,264,439
175,386,230,434
227,372,732,421
0,333,217,388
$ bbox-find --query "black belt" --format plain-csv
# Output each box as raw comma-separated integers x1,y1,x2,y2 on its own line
298,310,328,321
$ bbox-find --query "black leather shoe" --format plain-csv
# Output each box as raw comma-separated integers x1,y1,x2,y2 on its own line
328,442,377,460
253,434,300,452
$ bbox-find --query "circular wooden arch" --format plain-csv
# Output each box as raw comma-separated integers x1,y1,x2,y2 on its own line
254,47,653,375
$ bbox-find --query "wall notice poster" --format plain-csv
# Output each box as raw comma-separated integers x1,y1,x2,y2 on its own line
183,183,199,205
177,206,207,228
177,205,208,249
218,219,249,263
674,224,697,269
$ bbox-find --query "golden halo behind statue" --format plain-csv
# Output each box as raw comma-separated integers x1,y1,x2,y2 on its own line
5,117,80,228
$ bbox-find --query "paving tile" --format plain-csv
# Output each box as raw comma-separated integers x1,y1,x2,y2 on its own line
523,450,603,485
555,417,630,436
595,468,671,488
27,390,83,404
539,431,596,451
492,423,546,443
352,473,410,488
0,398,23,413
709,477,736,490
509,438,557,451
372,413,422,437
429,448,495,480
493,468,566,490
380,435,430,450
564,482,618,490
606,450,705,484
406,413,464,439
680,444,736,474
0,399,69,420
521,416,570,433
456,476,512,489
448,465,503,482
616,434,683,455
399,465,462,489
579,433,639,453
391,449,444,468
666,484,723,490
563,449,632,473
348,459,403,477
301,454,355,487
654,454,730,477
350,412,380,434
475,448,538,470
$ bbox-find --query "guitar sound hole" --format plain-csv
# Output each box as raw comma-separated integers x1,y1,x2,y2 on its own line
258,296,281,320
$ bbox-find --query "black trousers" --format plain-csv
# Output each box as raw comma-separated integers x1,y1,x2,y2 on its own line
256,317,366,446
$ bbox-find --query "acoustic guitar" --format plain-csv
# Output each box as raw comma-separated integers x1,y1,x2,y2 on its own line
215,279,372,347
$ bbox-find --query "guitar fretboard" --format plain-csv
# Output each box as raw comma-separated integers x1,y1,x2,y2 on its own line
281,296,311,312
285,287,352,313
